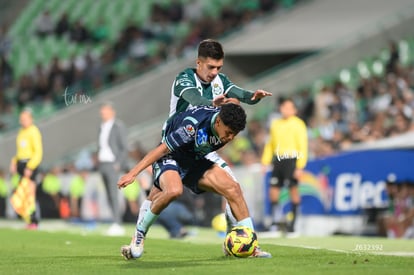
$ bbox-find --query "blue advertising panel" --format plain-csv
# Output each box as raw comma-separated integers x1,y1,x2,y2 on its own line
264,149,414,216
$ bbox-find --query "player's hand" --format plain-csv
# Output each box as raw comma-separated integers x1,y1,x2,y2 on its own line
212,95,227,106
294,168,304,180
24,168,32,178
117,173,136,189
251,89,272,100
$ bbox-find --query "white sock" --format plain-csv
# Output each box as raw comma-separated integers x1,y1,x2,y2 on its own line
225,203,237,233
137,209,158,234
236,217,255,231
136,199,152,230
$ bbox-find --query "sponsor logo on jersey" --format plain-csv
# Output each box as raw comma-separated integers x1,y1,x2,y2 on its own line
184,124,195,136
176,77,193,87
176,127,192,143
196,128,208,145
178,81,192,87
209,136,221,145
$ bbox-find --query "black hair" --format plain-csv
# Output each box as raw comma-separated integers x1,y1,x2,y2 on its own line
198,39,224,60
219,103,246,133
279,96,295,106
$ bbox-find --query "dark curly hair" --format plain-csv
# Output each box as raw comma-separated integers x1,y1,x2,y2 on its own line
219,103,246,133
198,39,224,60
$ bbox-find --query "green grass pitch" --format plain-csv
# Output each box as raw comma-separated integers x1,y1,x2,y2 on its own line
0,219,413,275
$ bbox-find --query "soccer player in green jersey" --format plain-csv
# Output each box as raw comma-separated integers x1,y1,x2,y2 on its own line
167,39,271,116
122,39,272,259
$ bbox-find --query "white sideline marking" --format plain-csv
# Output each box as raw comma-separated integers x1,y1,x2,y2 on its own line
275,243,414,257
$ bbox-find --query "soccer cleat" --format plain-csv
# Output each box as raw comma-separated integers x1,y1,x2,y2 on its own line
222,242,231,256
250,247,272,258
120,245,133,260
25,223,38,230
127,230,145,259
120,230,146,260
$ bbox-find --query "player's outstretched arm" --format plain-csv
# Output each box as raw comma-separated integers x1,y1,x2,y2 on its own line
118,143,170,189
227,87,272,104
251,89,272,100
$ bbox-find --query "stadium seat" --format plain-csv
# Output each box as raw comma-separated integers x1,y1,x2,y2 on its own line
398,39,410,66
339,67,359,89
9,0,43,36
378,48,390,63
174,21,191,41
371,59,385,77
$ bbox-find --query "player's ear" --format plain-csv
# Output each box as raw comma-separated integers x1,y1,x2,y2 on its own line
215,116,221,127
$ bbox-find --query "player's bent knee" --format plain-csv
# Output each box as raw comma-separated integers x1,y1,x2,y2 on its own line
165,187,183,200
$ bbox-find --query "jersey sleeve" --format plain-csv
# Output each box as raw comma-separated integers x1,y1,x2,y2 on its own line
173,71,198,98
221,74,260,104
27,126,43,170
182,89,212,106
164,119,196,152
174,70,212,106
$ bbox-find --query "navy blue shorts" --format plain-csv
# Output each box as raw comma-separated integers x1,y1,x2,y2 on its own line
152,154,215,194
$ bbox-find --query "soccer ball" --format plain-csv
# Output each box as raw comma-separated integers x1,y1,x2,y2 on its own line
224,226,258,258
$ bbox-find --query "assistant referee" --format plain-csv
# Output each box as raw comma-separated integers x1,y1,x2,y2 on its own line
9,109,43,229
261,98,308,233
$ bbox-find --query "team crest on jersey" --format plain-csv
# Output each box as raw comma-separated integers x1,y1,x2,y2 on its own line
184,124,195,136
212,83,223,96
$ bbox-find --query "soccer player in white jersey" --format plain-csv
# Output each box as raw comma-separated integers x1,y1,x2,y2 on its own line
121,39,272,259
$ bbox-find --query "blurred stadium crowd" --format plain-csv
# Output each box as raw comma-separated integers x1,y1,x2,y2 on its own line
0,0,295,231
221,39,414,165
3,0,413,163
1,0,414,238
0,0,287,132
